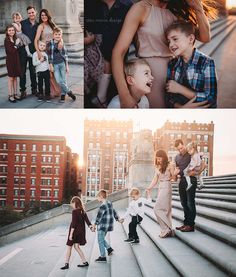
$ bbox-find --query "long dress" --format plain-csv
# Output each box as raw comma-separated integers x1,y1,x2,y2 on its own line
40,24,61,97
136,0,176,108
66,208,92,246
154,167,172,235
4,38,22,77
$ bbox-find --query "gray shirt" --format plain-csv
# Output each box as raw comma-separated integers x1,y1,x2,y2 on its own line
175,152,191,177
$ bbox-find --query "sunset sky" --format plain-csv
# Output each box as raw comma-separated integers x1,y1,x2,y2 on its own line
0,110,235,176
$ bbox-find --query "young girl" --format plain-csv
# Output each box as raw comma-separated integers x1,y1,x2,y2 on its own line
184,142,204,191
60,196,93,270
4,25,22,102
12,12,32,57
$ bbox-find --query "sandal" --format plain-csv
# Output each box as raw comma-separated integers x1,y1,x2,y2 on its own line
159,230,173,238
9,95,16,103
14,94,21,100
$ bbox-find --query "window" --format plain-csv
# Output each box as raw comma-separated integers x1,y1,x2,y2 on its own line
31,190,35,197
14,178,19,184
54,179,59,186
48,156,52,163
22,144,26,151
55,157,60,164
0,177,7,184
0,200,6,207
204,135,208,142
197,134,201,141
31,178,36,185
42,156,46,163
0,166,7,173
0,189,6,195
43,145,47,152
22,156,26,163
14,189,18,196
47,179,51,186
32,144,37,151
56,145,60,152
204,146,208,153
42,167,46,174
20,189,25,196
197,146,201,152
54,190,59,198
89,143,93,149
47,190,51,197
13,200,18,208
21,178,26,184
15,166,20,173
31,156,36,163
31,167,36,174
15,155,20,162
21,167,26,174
49,145,52,152
0,154,7,161
55,168,59,175
20,201,25,208
16,144,20,151
3,143,7,150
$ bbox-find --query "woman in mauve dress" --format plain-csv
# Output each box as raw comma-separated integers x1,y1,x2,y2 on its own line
147,150,177,238
112,0,218,108
34,9,61,98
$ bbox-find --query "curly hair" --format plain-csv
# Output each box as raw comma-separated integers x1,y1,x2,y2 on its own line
155,149,169,174
5,25,17,42
39,9,57,30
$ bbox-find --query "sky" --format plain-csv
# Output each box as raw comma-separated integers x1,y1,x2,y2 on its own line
227,0,236,8
0,110,235,176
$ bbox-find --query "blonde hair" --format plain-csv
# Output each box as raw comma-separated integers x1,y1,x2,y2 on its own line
53,27,63,34
124,58,150,77
70,196,85,212
186,141,198,152
97,189,107,199
130,187,140,196
12,12,22,21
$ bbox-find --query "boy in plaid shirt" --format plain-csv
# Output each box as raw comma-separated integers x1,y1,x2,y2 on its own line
165,20,217,108
92,189,122,262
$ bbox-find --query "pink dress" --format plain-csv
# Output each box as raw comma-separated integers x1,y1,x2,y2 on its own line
136,0,176,108
153,167,172,235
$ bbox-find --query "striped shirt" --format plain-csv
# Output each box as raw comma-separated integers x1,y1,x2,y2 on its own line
166,48,217,108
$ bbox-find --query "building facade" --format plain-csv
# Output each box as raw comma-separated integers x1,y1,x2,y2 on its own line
0,134,68,211
153,121,214,176
83,119,133,199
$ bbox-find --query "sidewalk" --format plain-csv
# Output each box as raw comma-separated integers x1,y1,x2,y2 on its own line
0,64,84,109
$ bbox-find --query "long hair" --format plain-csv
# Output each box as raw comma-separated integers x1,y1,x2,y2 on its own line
155,149,169,174
166,0,218,25
70,196,85,212
5,25,17,42
39,9,57,30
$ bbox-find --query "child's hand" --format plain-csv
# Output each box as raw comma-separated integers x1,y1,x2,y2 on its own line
174,167,180,176
40,56,44,62
15,38,21,46
119,218,124,224
166,80,183,94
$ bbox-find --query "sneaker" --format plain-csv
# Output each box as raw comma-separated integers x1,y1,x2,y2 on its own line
95,256,107,262
130,239,140,244
45,95,51,103
107,247,114,256
37,94,44,102
77,262,89,267
67,91,76,101
124,238,134,242
60,263,69,270
60,95,65,103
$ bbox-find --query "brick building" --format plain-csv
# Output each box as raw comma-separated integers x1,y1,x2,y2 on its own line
83,119,133,199
153,121,214,176
0,134,68,211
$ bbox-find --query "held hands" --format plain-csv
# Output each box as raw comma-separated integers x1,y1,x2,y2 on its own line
174,167,180,176
90,224,96,232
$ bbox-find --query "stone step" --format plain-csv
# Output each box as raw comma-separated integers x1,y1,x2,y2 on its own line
0,66,8,78
145,208,236,276
141,209,227,277
121,212,179,277
172,200,236,227
172,191,236,203
200,20,236,56
146,202,236,248
172,188,236,195
172,183,236,188
110,221,143,277
86,232,110,277
203,174,236,180
203,180,236,185
172,195,236,212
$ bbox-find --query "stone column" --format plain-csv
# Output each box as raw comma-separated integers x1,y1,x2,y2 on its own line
126,130,155,191
42,0,83,50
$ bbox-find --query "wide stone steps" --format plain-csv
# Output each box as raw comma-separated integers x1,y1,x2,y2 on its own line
144,206,236,276
172,187,236,195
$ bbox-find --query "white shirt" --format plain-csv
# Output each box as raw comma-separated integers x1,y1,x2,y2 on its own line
108,95,149,109
32,51,49,73
124,197,152,219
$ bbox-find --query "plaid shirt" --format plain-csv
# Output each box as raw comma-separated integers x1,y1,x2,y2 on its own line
166,48,217,108
95,200,119,232
47,39,68,65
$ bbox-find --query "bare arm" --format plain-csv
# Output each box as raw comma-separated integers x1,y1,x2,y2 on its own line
34,24,43,59
186,0,211,42
12,23,21,33
174,97,210,109
111,4,145,108
147,172,158,191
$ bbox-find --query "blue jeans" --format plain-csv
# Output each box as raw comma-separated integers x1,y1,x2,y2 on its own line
53,62,69,95
97,230,110,257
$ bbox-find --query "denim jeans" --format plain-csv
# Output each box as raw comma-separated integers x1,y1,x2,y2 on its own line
179,176,197,226
53,62,69,95
97,230,110,257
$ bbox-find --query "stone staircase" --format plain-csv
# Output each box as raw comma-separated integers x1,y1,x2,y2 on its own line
1,174,236,277
48,174,236,277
